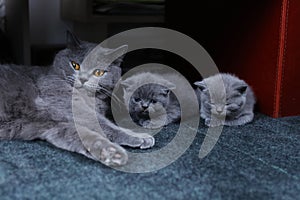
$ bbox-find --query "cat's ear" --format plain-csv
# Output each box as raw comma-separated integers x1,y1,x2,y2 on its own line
194,81,207,92
236,85,248,95
105,45,128,67
66,31,81,49
107,45,128,58
120,79,132,91
161,83,176,95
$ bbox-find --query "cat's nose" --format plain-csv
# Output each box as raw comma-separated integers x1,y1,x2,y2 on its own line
80,77,88,83
216,107,223,113
141,104,149,110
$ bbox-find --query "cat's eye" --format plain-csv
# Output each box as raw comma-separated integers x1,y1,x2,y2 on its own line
93,69,106,77
150,99,157,104
134,97,141,102
71,61,80,71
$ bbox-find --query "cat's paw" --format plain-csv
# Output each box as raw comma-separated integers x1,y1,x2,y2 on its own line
143,122,163,129
118,131,155,149
141,120,163,129
138,134,155,149
205,118,223,127
91,142,128,166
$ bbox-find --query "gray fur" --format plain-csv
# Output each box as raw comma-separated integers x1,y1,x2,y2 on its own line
0,33,154,166
121,72,181,129
194,73,256,127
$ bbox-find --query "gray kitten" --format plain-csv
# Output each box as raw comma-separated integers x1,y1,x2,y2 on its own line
121,72,181,129
194,73,256,127
0,32,154,166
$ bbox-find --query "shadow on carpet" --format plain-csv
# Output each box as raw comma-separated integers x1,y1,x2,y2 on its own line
0,113,299,200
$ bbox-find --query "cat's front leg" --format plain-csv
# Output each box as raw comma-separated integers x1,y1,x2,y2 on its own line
142,118,165,129
140,111,167,129
99,117,155,149
113,127,155,149
225,112,254,126
77,125,128,166
41,123,128,166
205,117,224,127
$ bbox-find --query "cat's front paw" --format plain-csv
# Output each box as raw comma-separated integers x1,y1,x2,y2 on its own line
205,118,224,127
91,142,128,166
138,134,155,149
141,120,164,129
118,131,155,149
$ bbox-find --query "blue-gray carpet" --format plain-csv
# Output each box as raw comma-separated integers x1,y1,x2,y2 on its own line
0,113,299,200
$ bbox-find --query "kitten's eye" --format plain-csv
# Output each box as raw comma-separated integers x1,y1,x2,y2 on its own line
71,61,80,71
93,69,106,77
134,97,141,102
150,99,157,104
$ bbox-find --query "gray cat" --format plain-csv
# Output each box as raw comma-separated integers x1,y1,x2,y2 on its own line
0,32,154,166
121,72,181,129
194,73,256,127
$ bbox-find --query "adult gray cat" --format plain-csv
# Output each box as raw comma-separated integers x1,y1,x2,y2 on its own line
0,32,154,166
194,73,256,127
121,72,181,129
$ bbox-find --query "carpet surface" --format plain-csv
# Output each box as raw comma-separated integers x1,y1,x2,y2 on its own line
0,113,299,200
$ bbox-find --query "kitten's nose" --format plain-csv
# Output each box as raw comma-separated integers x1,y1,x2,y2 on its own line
216,107,223,113
141,104,149,110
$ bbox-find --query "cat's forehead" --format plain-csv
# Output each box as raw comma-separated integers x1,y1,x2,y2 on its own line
134,84,164,96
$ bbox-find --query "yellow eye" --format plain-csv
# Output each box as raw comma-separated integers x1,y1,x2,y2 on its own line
71,61,80,71
93,69,106,77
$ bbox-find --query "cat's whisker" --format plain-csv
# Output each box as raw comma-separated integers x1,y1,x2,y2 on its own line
97,87,125,107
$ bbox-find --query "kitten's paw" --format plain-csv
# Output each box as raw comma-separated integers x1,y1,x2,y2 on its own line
141,120,163,129
205,118,223,127
92,142,128,166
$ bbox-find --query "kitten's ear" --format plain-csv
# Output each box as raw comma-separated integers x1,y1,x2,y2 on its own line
66,31,81,49
236,85,248,95
120,79,132,91
194,81,207,92
161,83,176,95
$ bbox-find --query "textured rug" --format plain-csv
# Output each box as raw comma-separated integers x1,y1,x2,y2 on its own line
0,113,299,200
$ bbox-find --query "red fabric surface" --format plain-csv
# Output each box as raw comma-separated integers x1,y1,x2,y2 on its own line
216,0,300,117
166,0,300,117
280,0,300,117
